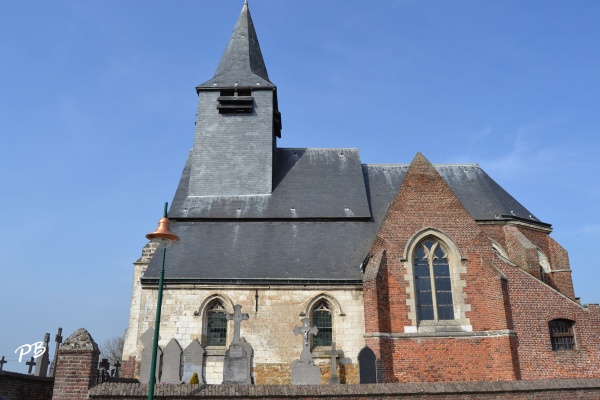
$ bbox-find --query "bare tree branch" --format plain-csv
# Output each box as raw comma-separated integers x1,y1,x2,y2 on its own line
99,335,125,366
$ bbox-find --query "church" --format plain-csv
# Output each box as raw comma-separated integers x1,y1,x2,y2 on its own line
122,1,600,384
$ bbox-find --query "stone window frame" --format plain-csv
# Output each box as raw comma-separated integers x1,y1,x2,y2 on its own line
402,229,471,333
300,294,345,353
196,294,235,350
548,318,576,351
311,300,333,348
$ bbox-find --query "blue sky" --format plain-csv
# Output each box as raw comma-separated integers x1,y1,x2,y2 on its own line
1,1,599,373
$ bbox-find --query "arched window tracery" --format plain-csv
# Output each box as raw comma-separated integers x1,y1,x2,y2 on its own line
311,300,332,348
413,238,455,322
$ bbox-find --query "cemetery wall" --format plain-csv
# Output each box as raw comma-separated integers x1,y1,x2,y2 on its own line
87,378,600,399
123,283,365,384
0,371,53,400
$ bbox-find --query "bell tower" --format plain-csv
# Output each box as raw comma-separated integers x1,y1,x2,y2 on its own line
189,1,281,197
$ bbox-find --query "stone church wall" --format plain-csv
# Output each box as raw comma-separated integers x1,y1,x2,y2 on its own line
124,284,365,384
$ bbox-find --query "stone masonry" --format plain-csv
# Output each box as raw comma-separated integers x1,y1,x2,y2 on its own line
123,266,365,384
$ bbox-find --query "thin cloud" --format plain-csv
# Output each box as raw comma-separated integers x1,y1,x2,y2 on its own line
460,117,600,179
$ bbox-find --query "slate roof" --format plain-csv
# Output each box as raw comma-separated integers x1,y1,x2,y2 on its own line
142,2,548,285
142,151,548,284
197,1,274,90
170,148,372,219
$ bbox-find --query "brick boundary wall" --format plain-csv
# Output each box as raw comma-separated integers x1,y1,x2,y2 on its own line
88,378,600,399
0,370,53,400
52,328,100,400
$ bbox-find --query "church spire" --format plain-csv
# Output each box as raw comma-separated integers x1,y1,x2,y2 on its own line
198,1,274,89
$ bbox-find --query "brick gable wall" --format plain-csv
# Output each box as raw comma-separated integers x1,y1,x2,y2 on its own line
363,153,516,382
362,152,600,382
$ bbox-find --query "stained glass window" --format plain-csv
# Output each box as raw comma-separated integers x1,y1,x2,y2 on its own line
414,239,455,322
206,302,228,346
312,300,332,347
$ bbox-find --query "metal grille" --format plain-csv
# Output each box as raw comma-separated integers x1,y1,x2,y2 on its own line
312,301,332,347
207,303,228,346
549,319,575,351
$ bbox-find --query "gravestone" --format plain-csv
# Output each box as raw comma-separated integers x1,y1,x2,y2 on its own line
358,346,377,383
222,304,251,384
49,327,63,377
35,333,50,377
291,317,321,385
328,342,340,385
182,339,205,384
139,328,162,384
161,338,182,383
113,360,121,377
98,358,110,382
239,337,254,384
99,358,110,370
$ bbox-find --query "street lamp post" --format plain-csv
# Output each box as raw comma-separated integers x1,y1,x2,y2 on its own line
146,202,179,400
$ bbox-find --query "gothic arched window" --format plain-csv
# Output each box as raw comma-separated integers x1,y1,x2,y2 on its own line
413,238,455,321
205,301,228,347
311,300,332,347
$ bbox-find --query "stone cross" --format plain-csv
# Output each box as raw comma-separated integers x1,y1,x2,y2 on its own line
49,327,63,377
328,341,340,384
293,317,318,362
113,360,121,377
226,304,249,346
26,356,36,374
0,356,6,371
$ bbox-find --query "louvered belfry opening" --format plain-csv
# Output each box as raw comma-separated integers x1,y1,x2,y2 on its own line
217,89,253,114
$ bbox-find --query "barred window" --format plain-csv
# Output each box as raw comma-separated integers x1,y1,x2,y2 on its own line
549,319,575,351
206,301,228,346
311,300,332,347
414,238,454,321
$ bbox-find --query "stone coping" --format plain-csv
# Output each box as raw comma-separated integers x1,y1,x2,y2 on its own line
364,329,516,339
88,378,600,398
